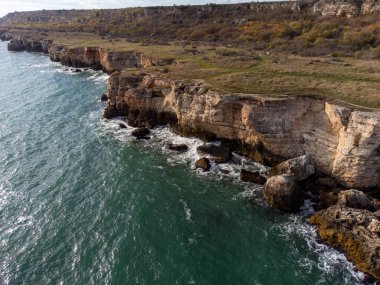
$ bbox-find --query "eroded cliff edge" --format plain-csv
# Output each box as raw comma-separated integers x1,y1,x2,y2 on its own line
1,31,174,73
104,72,380,190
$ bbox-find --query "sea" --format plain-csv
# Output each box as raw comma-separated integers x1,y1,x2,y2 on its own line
0,41,369,285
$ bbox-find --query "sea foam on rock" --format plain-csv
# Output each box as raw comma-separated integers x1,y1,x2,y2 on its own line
310,203,380,281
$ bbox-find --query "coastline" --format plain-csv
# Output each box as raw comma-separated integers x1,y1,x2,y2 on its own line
1,31,379,282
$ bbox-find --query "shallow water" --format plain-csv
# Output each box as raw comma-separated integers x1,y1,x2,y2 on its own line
0,41,368,285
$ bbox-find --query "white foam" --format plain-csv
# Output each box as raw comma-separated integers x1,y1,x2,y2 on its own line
100,120,269,185
180,199,192,222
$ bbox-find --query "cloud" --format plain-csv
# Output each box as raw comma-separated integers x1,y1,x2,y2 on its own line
0,0,250,17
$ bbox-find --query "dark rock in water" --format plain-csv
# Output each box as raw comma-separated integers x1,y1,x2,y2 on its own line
195,157,211,171
220,169,230,174
263,174,303,212
269,155,314,181
101,93,108,101
337,189,373,210
167,143,188,152
103,104,117,119
119,123,127,129
310,204,380,281
240,169,266,185
131,127,150,139
196,144,231,163
74,68,82,73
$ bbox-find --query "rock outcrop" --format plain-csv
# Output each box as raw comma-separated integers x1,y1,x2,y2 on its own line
105,72,380,190
240,169,267,185
337,189,374,210
2,32,174,73
7,36,51,52
310,203,380,281
49,45,174,73
196,144,232,163
167,143,188,151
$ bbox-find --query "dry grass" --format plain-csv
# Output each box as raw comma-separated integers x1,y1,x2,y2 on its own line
9,29,380,109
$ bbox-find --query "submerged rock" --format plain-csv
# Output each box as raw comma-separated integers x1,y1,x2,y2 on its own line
131,127,150,139
167,143,188,152
119,123,127,129
196,144,231,163
240,169,266,185
310,205,380,281
263,174,303,212
101,93,108,101
269,155,315,181
195,157,211,171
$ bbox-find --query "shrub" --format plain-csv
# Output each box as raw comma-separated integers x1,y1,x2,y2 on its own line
372,46,380,59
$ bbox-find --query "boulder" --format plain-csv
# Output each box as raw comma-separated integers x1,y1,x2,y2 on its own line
195,157,211,171
269,155,315,181
310,205,380,281
101,93,108,101
196,144,231,163
167,143,188,152
263,174,303,212
337,189,373,210
131,127,150,139
119,123,127,129
240,169,267,185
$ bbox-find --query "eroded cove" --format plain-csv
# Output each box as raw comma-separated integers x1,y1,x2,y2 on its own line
0,42,372,284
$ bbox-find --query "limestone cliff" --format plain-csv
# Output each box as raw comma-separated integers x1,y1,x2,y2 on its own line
105,73,380,190
2,32,174,73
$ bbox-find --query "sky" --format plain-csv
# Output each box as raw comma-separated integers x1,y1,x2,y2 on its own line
0,0,250,17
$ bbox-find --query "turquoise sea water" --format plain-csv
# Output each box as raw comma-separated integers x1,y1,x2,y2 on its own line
0,41,368,285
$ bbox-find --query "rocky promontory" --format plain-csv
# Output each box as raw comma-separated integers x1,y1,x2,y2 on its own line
2,31,174,74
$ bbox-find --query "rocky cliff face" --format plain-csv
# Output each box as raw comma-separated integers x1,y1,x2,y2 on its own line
105,73,380,190
2,32,174,73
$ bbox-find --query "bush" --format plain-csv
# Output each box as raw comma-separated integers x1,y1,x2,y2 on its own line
372,46,380,59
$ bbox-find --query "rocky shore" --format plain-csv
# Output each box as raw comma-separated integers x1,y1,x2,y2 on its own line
1,32,379,281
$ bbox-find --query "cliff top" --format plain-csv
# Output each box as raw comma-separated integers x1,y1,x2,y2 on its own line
1,0,380,109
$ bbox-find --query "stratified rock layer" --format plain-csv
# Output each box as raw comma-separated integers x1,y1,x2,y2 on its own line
105,72,380,190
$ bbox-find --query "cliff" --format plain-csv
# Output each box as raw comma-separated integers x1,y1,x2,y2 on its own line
105,72,380,190
0,0,379,28
2,32,174,73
